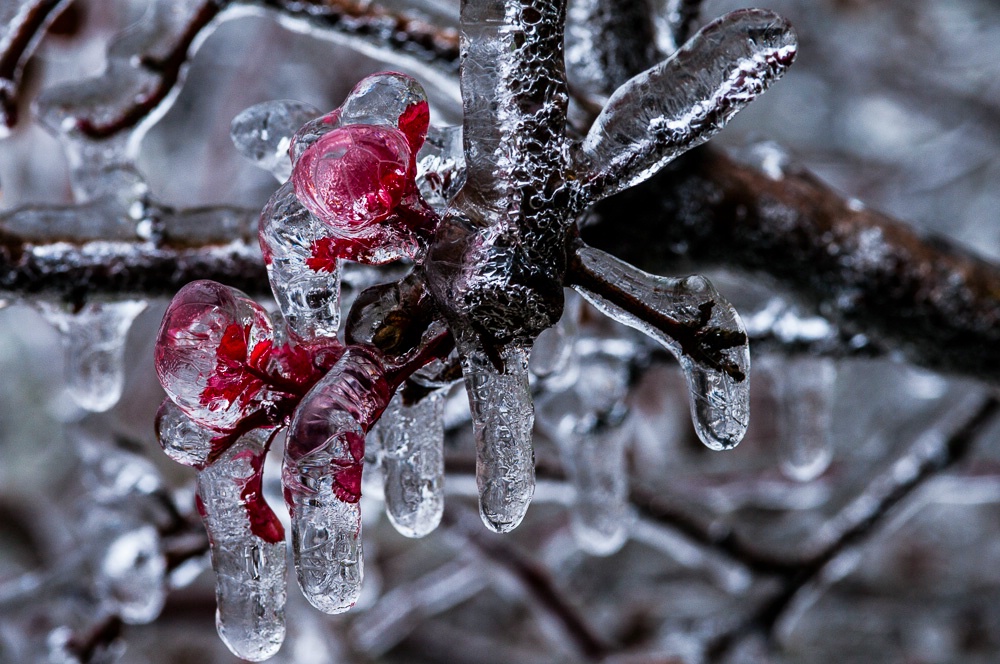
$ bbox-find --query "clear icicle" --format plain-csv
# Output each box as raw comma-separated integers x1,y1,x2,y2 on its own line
196,428,286,662
231,100,321,181
767,357,837,482
260,181,341,341
575,9,797,202
36,300,147,412
379,391,446,538
530,290,580,380
572,245,749,450
284,347,391,613
559,415,632,556
456,334,535,533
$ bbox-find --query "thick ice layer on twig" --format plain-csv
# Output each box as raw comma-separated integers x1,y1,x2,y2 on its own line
456,334,535,533
196,429,286,661
284,347,391,613
576,8,797,201
764,356,837,482
378,391,446,538
231,100,321,181
36,299,147,412
260,181,342,341
572,245,749,450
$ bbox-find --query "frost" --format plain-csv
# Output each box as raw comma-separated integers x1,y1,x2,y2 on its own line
35,300,147,412
576,9,797,201
196,428,286,661
572,245,750,450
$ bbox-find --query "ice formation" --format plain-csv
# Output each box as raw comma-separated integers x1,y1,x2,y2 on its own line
147,1,798,656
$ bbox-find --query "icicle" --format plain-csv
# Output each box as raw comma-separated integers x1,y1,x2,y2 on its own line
530,290,580,380
575,9,797,202
284,347,392,613
379,391,446,538
95,524,167,625
766,357,836,482
572,245,749,450
36,300,147,412
196,428,286,661
455,333,535,533
260,181,342,341
231,100,321,181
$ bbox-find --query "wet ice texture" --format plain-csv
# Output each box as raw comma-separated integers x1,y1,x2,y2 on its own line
456,335,535,533
260,181,342,341
284,347,392,613
576,9,797,202
765,357,837,482
155,398,216,468
231,100,321,181
415,125,466,211
196,429,286,661
573,245,750,450
378,391,446,538
35,300,147,412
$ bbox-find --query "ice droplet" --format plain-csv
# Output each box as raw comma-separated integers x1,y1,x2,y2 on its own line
231,100,321,181
764,356,836,482
284,347,392,613
196,428,286,661
155,398,216,468
379,391,446,538
572,245,749,450
529,290,580,379
260,181,342,341
36,299,147,412
96,525,167,625
576,9,797,202
456,334,535,533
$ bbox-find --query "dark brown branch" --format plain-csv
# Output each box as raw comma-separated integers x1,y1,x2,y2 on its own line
583,145,1000,383
0,0,72,130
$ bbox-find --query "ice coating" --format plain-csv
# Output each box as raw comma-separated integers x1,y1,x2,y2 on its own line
766,357,837,482
339,72,430,155
415,125,466,211
36,299,147,412
260,181,342,341
379,391,446,538
231,100,321,181
577,9,797,201
95,524,167,624
284,346,392,613
196,428,286,661
292,124,412,233
455,334,536,533
155,281,278,432
155,398,217,468
572,244,750,450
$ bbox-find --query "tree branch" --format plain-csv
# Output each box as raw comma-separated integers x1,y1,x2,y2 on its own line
583,146,1000,383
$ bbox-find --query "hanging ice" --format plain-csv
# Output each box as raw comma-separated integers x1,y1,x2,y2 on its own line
572,244,750,450
260,181,342,341
378,391,446,538
455,334,535,533
231,100,321,181
766,356,836,482
95,524,168,625
575,9,797,202
284,346,392,613
36,299,147,412
155,398,221,469
196,428,286,661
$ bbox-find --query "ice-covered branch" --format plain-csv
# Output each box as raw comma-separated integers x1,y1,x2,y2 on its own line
583,145,1000,383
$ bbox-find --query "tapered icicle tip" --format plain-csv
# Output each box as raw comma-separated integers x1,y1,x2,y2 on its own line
36,300,147,413
456,335,536,533
197,430,286,661
572,245,750,451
